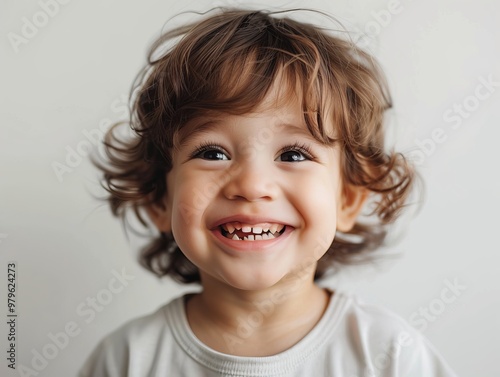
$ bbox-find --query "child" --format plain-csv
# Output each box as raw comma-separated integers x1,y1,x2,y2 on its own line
79,8,457,377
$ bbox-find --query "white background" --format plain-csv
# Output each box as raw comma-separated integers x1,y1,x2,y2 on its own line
1,0,499,376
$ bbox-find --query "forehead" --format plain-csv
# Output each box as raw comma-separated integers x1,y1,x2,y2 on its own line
177,119,318,149
176,86,316,145
174,73,337,147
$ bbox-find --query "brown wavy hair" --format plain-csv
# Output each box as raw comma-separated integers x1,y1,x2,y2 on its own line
94,8,419,284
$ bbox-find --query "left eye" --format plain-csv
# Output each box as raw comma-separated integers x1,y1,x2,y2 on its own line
278,150,308,162
193,147,229,161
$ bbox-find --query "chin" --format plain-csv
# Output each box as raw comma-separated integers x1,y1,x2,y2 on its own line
219,270,286,292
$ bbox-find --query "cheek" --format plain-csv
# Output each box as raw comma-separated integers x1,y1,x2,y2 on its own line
298,170,340,217
307,194,338,242
168,170,217,260
169,199,207,268
168,170,209,228
294,170,340,248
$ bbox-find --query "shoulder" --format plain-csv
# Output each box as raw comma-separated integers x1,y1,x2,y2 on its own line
328,291,421,358
78,294,185,377
100,294,180,348
328,291,458,377
343,293,416,341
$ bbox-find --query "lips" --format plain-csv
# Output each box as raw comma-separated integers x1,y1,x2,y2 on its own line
219,221,286,241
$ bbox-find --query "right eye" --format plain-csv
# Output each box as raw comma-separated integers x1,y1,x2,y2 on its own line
191,145,229,161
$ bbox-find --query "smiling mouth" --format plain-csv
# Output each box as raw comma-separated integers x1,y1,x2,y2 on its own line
219,222,287,241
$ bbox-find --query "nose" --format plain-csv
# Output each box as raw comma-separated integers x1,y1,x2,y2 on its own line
222,160,279,202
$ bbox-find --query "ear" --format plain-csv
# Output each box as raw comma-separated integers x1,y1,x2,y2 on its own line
336,184,369,232
145,200,171,233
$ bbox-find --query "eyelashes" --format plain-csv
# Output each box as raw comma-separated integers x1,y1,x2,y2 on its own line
188,141,229,160
277,142,315,161
189,141,316,161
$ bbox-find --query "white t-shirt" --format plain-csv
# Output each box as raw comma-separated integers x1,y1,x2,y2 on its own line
78,290,458,377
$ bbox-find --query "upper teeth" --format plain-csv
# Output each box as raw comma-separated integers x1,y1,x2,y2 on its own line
221,221,285,241
221,222,285,236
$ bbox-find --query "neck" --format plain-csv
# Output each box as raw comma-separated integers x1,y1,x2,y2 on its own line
185,271,331,356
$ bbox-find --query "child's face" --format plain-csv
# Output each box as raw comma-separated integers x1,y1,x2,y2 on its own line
151,90,366,291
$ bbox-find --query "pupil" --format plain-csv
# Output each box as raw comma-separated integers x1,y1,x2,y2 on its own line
205,150,224,160
282,151,302,161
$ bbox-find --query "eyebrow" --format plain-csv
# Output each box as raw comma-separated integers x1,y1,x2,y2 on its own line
177,118,322,147
276,122,317,137
177,120,220,147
